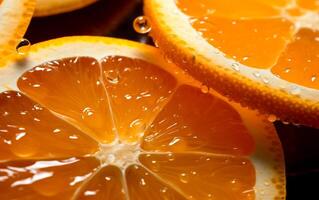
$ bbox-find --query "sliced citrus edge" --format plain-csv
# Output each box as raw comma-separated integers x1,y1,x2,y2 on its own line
0,36,285,199
144,0,319,128
34,0,97,17
0,0,36,64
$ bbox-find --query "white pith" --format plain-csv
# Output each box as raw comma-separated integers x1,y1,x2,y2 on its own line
95,141,142,169
0,37,285,200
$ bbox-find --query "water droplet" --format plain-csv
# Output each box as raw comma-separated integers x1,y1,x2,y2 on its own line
106,69,120,84
262,77,270,84
139,178,147,186
16,38,31,56
167,153,175,161
150,160,160,172
133,16,152,34
267,114,277,123
311,75,317,82
201,85,209,93
169,137,181,146
129,119,146,138
160,187,168,193
291,86,301,96
284,67,291,73
179,173,189,183
253,72,261,78
231,63,240,71
105,176,112,181
82,107,94,119
84,190,97,196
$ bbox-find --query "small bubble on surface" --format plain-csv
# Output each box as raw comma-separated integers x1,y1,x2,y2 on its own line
106,69,120,84
179,173,189,184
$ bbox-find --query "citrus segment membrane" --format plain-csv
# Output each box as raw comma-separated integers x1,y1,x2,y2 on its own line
141,85,255,156
0,91,98,161
101,56,177,143
75,165,126,200
0,157,99,199
17,57,115,144
272,28,319,89
139,154,255,200
125,164,186,200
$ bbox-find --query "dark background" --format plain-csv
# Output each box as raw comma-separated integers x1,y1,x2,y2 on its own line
25,1,319,199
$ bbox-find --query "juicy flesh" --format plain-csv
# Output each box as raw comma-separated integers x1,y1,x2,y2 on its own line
177,0,319,89
0,56,255,199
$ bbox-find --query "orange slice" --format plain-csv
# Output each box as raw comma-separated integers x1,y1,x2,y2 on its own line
0,36,285,199
0,0,35,64
144,0,319,127
35,0,97,17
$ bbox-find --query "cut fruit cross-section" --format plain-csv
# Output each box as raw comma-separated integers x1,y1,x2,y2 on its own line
144,0,319,128
0,36,285,199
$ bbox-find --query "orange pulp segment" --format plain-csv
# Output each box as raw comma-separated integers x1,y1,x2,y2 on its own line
0,54,265,199
177,0,319,89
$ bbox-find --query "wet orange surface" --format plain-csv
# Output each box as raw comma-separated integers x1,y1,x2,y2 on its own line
177,0,319,89
0,56,255,199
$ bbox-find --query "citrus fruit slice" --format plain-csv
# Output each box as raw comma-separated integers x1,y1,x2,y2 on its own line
35,0,97,17
0,0,35,64
144,0,319,128
0,36,285,199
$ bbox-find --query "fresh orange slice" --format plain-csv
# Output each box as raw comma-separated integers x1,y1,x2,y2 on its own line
144,0,319,128
0,36,285,199
0,0,35,64
35,0,97,17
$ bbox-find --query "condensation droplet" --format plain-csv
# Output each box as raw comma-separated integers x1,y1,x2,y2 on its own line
201,85,209,94
16,38,31,56
133,16,152,34
150,160,160,172
291,86,301,96
253,72,261,78
106,70,120,84
140,178,147,186
179,173,189,184
231,63,240,71
82,107,94,119
311,75,317,82
284,67,291,73
167,153,175,161
262,77,270,84
160,187,168,193
267,114,277,123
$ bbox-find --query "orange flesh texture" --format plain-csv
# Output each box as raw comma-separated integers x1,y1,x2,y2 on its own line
177,0,319,90
1,56,255,199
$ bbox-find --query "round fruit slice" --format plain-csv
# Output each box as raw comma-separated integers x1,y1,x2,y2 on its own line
144,0,319,128
35,0,97,17
0,36,285,199
0,0,35,64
